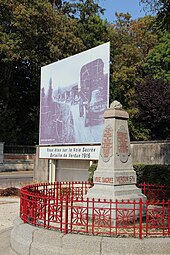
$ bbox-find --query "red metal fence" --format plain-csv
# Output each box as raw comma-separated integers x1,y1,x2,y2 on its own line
20,182,170,239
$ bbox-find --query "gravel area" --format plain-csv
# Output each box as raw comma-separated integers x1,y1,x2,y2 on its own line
0,197,20,231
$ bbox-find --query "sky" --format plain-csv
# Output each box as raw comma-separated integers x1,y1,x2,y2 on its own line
99,0,151,22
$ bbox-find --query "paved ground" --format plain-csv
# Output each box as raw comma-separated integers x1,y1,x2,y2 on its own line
0,228,17,255
0,197,19,255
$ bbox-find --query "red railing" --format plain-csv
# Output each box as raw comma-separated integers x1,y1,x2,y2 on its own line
20,182,170,239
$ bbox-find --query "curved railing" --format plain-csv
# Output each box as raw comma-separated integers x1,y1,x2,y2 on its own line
20,182,170,239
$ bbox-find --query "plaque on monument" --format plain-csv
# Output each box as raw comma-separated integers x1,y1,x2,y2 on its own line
117,125,130,163
101,125,113,162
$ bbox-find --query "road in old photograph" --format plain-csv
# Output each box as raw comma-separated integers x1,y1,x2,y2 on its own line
70,103,103,144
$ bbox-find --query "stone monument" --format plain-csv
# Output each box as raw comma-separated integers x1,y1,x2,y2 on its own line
86,101,146,202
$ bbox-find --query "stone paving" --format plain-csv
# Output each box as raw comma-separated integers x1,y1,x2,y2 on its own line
0,196,19,255
0,197,19,231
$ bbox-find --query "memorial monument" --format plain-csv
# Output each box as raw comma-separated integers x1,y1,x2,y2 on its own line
86,100,146,202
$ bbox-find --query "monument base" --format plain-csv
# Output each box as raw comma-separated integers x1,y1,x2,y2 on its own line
86,184,147,222
84,101,147,223
86,183,146,201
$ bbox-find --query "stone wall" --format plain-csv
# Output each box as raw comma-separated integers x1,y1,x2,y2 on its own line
34,141,170,182
0,143,4,164
131,140,170,165
0,153,35,172
0,140,170,177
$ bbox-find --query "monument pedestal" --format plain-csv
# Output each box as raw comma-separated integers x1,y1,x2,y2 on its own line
87,184,144,201
86,101,146,209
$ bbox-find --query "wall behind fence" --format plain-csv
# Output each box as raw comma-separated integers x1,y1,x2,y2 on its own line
131,140,170,165
1,140,170,174
0,143,4,164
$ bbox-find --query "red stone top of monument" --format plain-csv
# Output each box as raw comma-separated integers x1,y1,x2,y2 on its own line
104,100,129,119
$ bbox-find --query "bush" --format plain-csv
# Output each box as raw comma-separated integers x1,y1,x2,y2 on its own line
88,163,97,182
134,164,170,185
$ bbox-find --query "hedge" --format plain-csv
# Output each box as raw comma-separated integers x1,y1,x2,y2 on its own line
88,163,170,185
134,164,170,185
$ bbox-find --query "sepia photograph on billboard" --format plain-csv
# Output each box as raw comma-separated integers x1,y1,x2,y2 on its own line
39,42,110,146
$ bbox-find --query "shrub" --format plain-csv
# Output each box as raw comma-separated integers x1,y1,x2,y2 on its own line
88,163,97,182
134,164,170,185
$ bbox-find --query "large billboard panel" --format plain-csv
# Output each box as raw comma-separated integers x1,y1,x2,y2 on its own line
39,42,110,145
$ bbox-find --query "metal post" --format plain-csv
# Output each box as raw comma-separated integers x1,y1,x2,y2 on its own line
139,198,143,239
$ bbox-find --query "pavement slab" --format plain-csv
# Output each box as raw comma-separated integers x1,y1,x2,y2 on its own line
0,196,19,255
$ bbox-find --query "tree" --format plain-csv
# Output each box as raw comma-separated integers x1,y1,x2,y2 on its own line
140,0,170,31
0,0,109,145
49,0,62,9
143,31,170,81
108,14,157,108
107,14,158,140
0,0,84,144
135,76,170,140
65,0,108,49
64,0,105,19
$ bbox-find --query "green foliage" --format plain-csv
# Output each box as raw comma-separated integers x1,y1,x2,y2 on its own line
134,164,170,185
108,14,158,140
0,0,85,144
76,15,108,48
143,31,170,81
128,108,150,141
140,0,170,31
109,14,157,109
66,0,107,49
0,0,169,144
88,163,97,182
67,0,105,19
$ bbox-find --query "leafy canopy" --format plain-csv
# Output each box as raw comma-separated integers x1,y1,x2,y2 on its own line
140,0,170,30
143,31,170,81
